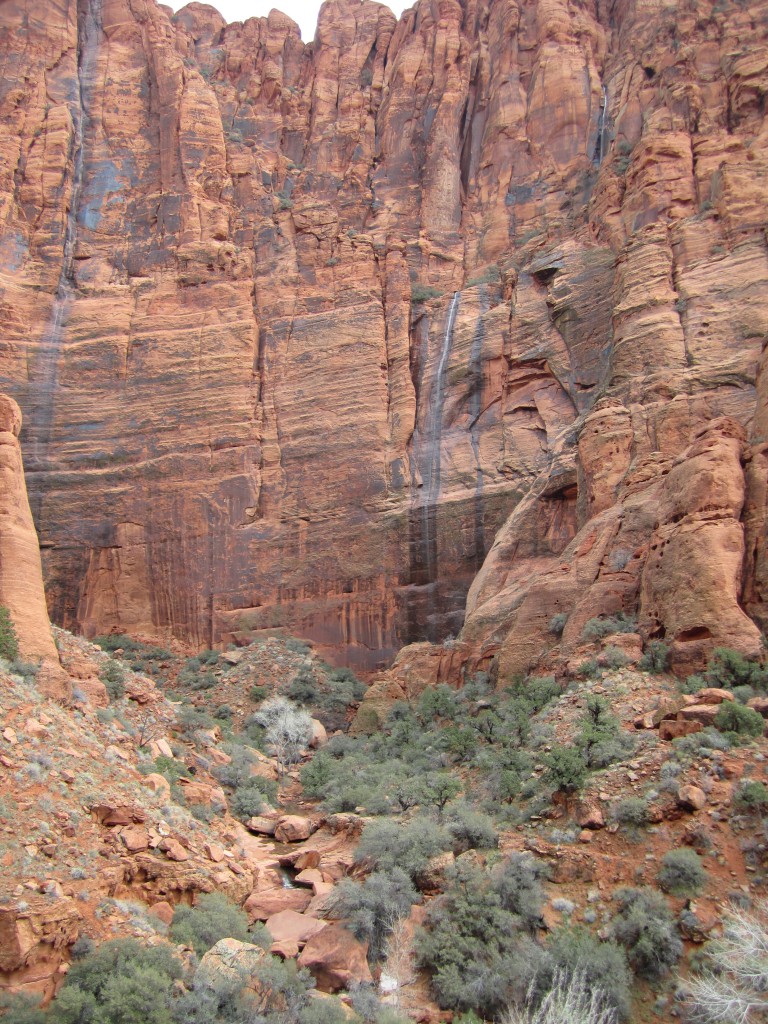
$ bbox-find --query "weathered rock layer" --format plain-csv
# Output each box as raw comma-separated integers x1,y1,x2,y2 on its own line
0,0,765,669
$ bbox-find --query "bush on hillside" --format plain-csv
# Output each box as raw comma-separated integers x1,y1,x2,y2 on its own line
169,893,250,957
609,888,682,979
657,848,706,896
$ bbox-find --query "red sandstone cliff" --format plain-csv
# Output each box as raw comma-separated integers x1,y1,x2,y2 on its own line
0,0,765,671
0,395,66,694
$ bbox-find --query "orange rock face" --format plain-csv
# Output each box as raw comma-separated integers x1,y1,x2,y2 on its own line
0,394,65,692
0,0,765,670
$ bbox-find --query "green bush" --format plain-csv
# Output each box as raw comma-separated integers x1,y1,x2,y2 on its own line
609,887,682,979
657,848,706,896
0,994,46,1024
411,283,442,302
733,780,768,814
355,816,451,884
99,660,126,701
418,861,543,1018
249,684,268,703
169,893,250,956
492,854,547,933
543,746,588,794
707,647,768,691
548,613,568,637
638,640,670,674
229,782,266,821
582,614,636,641
58,939,183,1024
612,797,648,829
542,927,632,1020
329,867,419,961
601,646,629,669
445,802,498,853
0,607,19,662
713,701,765,743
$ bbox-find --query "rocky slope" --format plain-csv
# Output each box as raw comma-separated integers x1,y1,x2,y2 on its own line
0,0,765,673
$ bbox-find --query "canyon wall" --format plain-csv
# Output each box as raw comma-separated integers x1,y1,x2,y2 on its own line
0,0,765,670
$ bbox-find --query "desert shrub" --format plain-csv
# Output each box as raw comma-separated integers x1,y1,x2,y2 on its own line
657,848,706,896
503,969,618,1024
0,607,19,662
672,727,731,761
445,802,498,853
685,899,768,1024
230,779,271,822
250,955,314,1018
0,994,47,1024
713,701,764,743
99,659,125,700
732,684,756,704
609,888,682,979
638,641,670,674
419,772,462,818
707,647,768,692
578,696,634,769
411,283,442,302
328,867,419,961
582,614,636,641
577,659,600,679
152,755,192,785
249,684,268,703
418,861,544,1018
300,749,335,797
287,668,319,705
298,1001,351,1024
56,938,183,1024
176,706,215,735
492,854,547,933
602,646,629,669
542,927,632,1021
514,676,561,712
169,893,250,956
612,797,648,829
418,684,458,724
355,816,451,883
548,614,568,637
543,746,588,794
733,780,768,814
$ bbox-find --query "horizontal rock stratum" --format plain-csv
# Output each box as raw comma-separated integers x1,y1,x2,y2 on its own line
0,0,765,670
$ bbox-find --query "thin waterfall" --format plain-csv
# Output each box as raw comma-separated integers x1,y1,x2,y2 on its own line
421,290,461,583
468,287,486,568
595,84,608,165
27,0,101,469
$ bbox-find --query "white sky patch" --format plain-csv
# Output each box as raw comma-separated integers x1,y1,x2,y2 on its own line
164,0,412,43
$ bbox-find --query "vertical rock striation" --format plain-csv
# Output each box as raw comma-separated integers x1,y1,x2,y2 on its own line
0,0,764,670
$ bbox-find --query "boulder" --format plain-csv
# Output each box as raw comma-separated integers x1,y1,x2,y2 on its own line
659,719,704,741
141,773,172,801
679,704,720,726
159,838,189,862
244,887,313,921
274,816,314,843
121,826,150,853
195,938,266,992
576,798,605,830
309,719,328,749
247,815,279,836
297,923,373,992
695,688,735,705
265,909,328,946
148,901,175,926
677,785,707,811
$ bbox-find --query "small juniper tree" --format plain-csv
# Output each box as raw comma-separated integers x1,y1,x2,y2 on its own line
0,606,19,661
